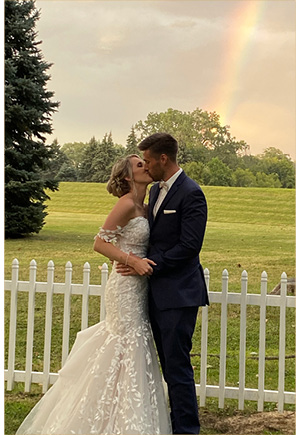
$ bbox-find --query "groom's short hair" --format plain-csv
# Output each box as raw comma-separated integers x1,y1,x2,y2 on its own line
138,133,178,162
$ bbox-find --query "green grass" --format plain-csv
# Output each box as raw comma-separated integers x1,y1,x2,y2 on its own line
4,183,295,434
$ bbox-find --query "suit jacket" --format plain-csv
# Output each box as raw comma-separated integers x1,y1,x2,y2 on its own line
147,171,209,310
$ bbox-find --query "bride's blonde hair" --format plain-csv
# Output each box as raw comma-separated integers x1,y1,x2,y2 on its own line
107,154,140,198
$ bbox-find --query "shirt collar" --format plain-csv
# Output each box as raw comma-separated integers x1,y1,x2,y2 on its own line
164,168,183,189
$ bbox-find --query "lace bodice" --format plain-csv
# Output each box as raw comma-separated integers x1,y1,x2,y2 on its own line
97,216,149,258
97,216,150,335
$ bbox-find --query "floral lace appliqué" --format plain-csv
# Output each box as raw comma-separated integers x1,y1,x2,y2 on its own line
95,226,123,243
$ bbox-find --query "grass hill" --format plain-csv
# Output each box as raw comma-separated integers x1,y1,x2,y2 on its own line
5,182,296,291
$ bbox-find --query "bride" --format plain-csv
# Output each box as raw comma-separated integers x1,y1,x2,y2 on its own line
16,154,172,435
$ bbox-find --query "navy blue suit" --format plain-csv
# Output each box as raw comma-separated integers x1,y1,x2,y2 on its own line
147,171,208,434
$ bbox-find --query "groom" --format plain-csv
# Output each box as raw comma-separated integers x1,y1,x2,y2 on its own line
118,132,209,434
138,133,209,434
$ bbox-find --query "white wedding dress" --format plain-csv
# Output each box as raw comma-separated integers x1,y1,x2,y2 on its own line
16,216,171,435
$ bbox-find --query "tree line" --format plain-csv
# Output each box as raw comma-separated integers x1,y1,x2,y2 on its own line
47,109,295,190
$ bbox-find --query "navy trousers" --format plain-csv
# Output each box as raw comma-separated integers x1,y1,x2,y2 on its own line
149,294,200,434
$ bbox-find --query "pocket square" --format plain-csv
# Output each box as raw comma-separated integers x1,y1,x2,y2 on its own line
163,209,176,214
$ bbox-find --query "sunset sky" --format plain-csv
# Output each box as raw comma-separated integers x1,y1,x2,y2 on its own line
35,0,296,160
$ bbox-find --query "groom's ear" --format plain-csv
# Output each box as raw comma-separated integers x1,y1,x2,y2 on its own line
160,154,168,165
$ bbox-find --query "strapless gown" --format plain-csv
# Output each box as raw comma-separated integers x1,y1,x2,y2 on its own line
16,216,171,435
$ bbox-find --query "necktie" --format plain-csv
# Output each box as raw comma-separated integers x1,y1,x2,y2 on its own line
153,181,168,217
159,181,169,190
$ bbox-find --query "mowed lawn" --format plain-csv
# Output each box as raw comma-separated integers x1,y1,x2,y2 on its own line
4,183,296,434
5,182,296,290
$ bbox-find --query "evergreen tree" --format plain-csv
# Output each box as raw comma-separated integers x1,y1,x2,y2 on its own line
78,136,100,181
126,126,140,155
90,133,119,183
5,0,59,237
56,162,78,182
79,133,121,182
42,139,72,180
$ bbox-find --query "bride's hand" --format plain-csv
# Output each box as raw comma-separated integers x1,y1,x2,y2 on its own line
116,254,156,276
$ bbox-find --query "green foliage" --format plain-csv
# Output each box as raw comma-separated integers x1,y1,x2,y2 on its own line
181,161,205,185
5,0,59,238
132,108,295,188
125,126,140,155
56,162,78,181
255,172,281,188
61,141,89,170
233,168,256,187
79,133,124,182
57,110,295,189
257,148,295,188
42,139,72,180
134,108,249,165
203,158,233,186
89,133,118,183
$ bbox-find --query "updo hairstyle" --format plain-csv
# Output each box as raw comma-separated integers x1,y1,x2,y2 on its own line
107,154,140,198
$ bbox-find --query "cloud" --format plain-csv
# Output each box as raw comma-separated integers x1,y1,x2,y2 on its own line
230,100,295,158
35,0,295,158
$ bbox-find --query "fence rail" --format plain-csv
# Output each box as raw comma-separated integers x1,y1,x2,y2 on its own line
4,259,295,412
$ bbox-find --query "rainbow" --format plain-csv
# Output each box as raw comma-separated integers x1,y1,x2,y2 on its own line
208,1,267,126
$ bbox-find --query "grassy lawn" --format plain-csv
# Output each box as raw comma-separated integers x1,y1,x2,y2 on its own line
4,183,295,434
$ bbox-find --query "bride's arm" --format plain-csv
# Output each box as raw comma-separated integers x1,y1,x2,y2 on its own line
94,234,155,276
94,198,155,276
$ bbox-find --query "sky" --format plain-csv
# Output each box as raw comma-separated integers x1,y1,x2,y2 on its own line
35,0,296,160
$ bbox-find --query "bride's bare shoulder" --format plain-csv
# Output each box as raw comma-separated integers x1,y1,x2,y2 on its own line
102,194,136,230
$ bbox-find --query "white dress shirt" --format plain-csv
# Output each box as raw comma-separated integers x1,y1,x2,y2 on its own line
153,168,183,218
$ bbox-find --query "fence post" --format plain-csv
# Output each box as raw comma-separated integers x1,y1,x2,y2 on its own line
200,268,209,407
25,259,37,392
100,263,108,321
219,269,228,408
238,270,248,410
43,260,55,393
81,262,90,330
278,272,287,412
62,261,72,367
257,271,268,411
7,258,19,391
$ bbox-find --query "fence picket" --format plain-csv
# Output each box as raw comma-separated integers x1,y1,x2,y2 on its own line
100,263,108,321
81,262,90,330
25,260,37,392
238,270,248,410
62,261,72,367
42,260,55,393
278,272,287,412
199,268,209,406
219,269,229,408
258,271,268,411
7,258,19,391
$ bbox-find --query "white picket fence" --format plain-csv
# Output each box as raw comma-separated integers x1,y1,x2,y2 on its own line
4,259,295,412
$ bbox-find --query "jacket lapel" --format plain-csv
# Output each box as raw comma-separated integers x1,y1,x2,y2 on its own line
152,171,187,223
148,183,160,228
